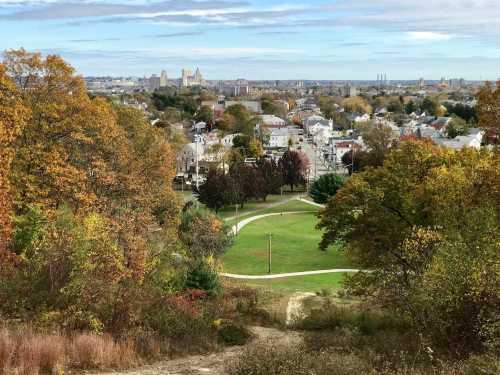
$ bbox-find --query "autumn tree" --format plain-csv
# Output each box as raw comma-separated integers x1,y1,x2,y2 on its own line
0,64,28,256
342,96,372,114
217,113,236,135
179,207,233,259
476,81,500,144
279,150,310,191
2,49,180,286
318,141,500,352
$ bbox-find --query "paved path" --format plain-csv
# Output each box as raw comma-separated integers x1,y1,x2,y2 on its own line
296,198,325,208
220,269,362,280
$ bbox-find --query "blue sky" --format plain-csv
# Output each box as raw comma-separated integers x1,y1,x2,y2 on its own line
1,0,499,80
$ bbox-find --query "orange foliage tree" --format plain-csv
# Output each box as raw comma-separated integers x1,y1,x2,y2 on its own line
0,64,28,255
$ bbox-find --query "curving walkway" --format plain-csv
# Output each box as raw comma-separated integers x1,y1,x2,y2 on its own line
224,198,361,280
220,269,363,280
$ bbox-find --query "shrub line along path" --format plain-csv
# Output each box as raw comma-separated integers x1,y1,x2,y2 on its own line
221,197,364,280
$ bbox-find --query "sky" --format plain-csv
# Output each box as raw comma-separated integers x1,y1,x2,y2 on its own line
1,0,499,80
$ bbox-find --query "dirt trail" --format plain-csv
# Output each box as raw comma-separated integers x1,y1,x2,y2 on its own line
92,327,302,375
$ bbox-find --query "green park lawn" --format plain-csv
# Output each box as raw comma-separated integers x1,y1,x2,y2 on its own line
221,212,351,275
238,272,349,293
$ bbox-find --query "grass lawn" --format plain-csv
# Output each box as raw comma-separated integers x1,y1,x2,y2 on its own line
217,193,297,220
222,212,350,275
237,272,349,293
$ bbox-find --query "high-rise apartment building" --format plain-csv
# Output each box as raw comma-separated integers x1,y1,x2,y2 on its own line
160,70,168,87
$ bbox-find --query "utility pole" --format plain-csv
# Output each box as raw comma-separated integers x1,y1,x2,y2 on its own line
268,233,272,274
195,134,200,191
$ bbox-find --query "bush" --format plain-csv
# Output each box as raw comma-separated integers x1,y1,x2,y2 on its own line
309,173,344,204
185,259,221,296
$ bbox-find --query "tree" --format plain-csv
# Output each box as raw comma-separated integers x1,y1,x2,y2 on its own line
405,100,417,114
342,96,372,114
421,96,441,116
161,107,183,123
194,169,236,212
309,173,344,204
248,137,264,158
0,64,28,255
446,115,469,138
262,98,287,118
476,81,500,144
257,158,283,201
3,49,180,283
341,149,364,175
179,207,233,259
225,104,251,133
358,123,395,168
230,162,266,207
279,150,310,191
217,113,236,135
195,105,214,125
318,141,499,352
233,135,264,158
387,98,404,113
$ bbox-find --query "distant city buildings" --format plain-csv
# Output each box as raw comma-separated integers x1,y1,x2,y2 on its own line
340,83,357,97
182,67,205,87
160,70,168,87
148,74,161,92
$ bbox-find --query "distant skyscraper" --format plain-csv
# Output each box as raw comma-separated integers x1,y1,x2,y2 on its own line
181,67,204,87
148,74,161,92
160,70,168,87
341,83,357,97
418,77,425,89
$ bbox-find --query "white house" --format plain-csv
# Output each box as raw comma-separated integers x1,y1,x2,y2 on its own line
178,142,205,172
266,128,290,148
438,128,484,150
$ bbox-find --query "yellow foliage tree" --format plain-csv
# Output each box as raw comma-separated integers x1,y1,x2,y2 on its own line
0,64,29,254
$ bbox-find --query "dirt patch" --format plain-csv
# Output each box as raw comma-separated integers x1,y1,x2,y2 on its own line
90,327,302,375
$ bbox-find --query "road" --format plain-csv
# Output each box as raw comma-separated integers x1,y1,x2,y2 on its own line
298,141,331,181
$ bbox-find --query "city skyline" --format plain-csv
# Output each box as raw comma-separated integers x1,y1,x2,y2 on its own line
1,0,499,80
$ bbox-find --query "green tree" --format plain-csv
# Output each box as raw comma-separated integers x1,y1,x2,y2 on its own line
194,169,236,213
257,158,283,200
195,105,214,125
446,115,469,138
405,100,417,114
309,173,344,204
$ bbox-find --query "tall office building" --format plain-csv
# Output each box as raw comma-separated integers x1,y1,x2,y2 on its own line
148,74,161,92
418,77,425,89
160,70,168,87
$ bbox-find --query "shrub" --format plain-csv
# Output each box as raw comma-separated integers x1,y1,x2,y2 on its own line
309,173,344,204
185,259,221,296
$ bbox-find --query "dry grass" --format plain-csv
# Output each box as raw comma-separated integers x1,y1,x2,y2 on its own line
0,327,139,374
